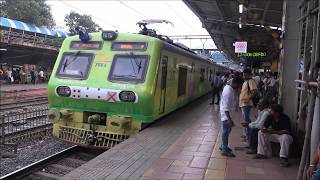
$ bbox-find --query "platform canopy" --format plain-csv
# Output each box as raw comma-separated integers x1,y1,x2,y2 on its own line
183,0,284,63
0,16,69,38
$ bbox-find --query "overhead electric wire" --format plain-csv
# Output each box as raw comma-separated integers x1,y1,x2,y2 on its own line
58,0,123,30
118,0,148,19
118,0,172,35
164,1,197,32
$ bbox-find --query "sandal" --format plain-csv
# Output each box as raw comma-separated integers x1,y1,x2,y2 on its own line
253,154,267,159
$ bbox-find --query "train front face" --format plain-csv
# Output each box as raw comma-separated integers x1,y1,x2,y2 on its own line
48,31,159,148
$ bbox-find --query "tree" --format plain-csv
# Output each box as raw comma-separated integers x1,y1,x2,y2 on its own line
0,1,7,17
64,11,100,35
1,0,55,28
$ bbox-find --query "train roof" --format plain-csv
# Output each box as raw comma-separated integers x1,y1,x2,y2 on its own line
64,31,217,65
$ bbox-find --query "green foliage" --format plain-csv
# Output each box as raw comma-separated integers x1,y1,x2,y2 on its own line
0,0,55,28
64,11,100,35
0,0,7,17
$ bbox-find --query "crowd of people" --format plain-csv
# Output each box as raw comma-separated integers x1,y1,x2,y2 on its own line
0,66,50,85
212,69,295,168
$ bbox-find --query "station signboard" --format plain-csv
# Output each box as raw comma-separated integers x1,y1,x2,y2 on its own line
234,41,247,53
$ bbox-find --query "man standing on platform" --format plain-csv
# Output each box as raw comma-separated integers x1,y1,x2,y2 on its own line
219,76,243,157
239,69,257,142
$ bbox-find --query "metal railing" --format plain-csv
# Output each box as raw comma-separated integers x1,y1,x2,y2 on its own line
296,0,320,179
0,28,63,50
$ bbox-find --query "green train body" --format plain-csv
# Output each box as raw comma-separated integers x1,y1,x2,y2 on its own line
48,31,227,148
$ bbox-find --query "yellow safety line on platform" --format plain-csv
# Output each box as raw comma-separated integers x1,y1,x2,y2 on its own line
204,131,226,180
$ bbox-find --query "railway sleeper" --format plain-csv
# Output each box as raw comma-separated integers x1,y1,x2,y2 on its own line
31,171,62,180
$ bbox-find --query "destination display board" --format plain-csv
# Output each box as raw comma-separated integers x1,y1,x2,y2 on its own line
111,42,147,51
70,41,102,49
237,52,267,57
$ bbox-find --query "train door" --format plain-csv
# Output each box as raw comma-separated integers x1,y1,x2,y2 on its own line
159,56,168,114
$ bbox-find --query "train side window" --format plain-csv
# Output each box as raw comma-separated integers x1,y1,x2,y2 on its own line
108,55,149,83
56,52,93,80
177,66,187,97
200,67,205,82
209,69,213,81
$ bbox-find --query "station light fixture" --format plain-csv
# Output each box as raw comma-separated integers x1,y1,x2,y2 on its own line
239,23,242,29
239,4,244,14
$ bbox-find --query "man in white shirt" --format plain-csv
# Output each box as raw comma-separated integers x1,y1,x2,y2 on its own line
39,69,44,83
220,76,243,157
242,98,270,154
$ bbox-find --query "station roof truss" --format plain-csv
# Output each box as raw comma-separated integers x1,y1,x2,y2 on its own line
183,0,284,62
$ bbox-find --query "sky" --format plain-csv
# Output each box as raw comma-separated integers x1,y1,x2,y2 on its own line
46,0,217,49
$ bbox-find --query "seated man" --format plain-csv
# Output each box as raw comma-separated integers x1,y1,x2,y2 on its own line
307,144,320,180
255,104,293,167
242,98,270,154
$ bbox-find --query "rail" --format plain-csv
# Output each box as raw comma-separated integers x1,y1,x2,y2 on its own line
0,29,63,50
0,145,78,180
0,88,48,104
0,145,105,179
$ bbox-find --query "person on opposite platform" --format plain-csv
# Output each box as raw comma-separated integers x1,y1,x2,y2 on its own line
255,104,293,167
219,76,243,157
241,98,270,154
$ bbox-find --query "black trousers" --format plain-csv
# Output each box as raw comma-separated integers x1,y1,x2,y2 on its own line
211,87,220,104
249,128,260,150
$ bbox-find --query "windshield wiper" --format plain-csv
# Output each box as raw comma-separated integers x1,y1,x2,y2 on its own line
62,51,81,72
133,58,142,74
113,75,137,79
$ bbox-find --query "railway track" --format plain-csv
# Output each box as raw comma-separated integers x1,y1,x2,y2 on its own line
1,106,51,143
0,145,105,180
0,97,48,112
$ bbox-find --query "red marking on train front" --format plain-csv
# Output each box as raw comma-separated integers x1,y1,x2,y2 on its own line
106,92,117,102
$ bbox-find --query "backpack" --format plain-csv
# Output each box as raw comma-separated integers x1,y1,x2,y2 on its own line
247,79,260,106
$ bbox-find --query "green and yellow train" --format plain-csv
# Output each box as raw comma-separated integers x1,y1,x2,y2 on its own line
48,30,228,148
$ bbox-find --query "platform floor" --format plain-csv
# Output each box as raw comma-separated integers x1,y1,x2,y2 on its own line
62,96,298,180
0,83,47,92
63,95,219,179
206,112,298,180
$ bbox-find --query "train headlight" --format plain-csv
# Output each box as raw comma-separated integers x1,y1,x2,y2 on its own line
119,91,136,102
56,86,71,97
102,31,117,41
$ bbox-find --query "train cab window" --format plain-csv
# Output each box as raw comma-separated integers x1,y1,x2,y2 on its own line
56,52,93,79
108,55,149,82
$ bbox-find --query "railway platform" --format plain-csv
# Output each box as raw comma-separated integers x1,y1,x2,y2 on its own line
0,83,47,105
0,83,47,92
62,96,298,180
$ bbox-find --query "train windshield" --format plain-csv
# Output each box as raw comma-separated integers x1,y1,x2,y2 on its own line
56,52,93,79
108,55,149,82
